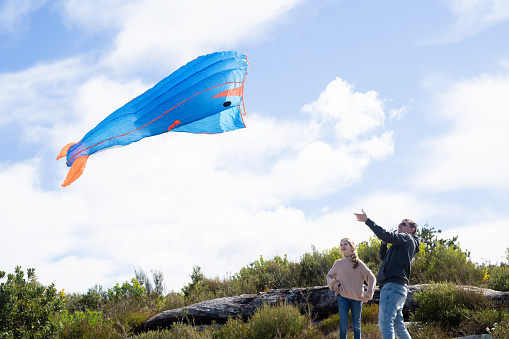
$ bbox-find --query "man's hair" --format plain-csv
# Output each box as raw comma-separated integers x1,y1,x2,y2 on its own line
407,219,418,234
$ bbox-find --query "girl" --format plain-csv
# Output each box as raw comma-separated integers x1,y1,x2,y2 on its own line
326,238,376,339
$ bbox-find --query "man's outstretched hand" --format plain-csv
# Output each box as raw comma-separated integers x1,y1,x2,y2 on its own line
354,209,368,223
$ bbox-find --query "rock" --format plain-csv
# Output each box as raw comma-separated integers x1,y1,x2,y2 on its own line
145,286,337,330
144,284,509,331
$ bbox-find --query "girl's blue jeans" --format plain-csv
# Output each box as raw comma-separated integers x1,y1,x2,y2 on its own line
337,294,362,339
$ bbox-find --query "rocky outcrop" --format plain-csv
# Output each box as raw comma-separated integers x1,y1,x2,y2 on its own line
145,286,337,331
144,285,509,331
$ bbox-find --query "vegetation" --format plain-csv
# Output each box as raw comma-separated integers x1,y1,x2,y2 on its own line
486,264,509,292
56,310,120,339
0,266,64,338
412,283,490,329
1,226,508,338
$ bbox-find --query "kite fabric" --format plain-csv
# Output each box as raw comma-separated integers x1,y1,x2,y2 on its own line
57,51,248,187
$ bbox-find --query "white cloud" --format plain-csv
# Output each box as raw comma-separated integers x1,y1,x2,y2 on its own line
0,57,86,139
59,0,303,72
441,219,509,264
0,0,47,34
302,78,386,141
414,72,509,192
388,105,408,121
439,0,509,42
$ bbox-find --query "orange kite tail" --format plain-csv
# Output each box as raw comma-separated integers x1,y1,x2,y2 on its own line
57,142,77,160
61,155,89,187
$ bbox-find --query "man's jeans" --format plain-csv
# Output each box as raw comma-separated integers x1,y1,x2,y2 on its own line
378,282,411,339
337,294,362,339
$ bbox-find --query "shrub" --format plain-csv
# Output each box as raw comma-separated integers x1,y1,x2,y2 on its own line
0,266,64,338
133,328,173,339
56,309,121,339
135,269,165,299
406,322,451,339
486,265,509,291
488,319,509,339
410,225,484,286
246,302,308,339
233,254,302,293
168,322,210,338
182,266,217,303
156,291,186,313
318,313,339,335
361,303,379,324
357,236,382,274
457,308,509,337
410,243,484,285
101,278,155,334
134,322,210,338
357,322,383,339
230,246,340,294
298,245,341,287
65,285,105,313
213,316,248,339
412,283,490,329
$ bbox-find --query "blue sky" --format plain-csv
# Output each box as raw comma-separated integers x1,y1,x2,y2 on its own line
1,0,509,293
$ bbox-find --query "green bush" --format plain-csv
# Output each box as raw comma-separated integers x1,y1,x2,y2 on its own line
56,309,121,339
133,328,173,339
213,316,248,339
410,243,484,285
246,302,308,339
486,265,509,291
101,278,155,334
134,322,209,338
169,322,210,338
317,313,339,335
298,245,341,288
412,283,490,329
488,318,509,339
357,236,382,274
65,285,105,313
407,322,451,339
457,308,509,337
156,291,186,313
227,246,341,295
182,266,217,303
233,254,302,294
0,266,64,339
356,322,383,339
361,303,379,324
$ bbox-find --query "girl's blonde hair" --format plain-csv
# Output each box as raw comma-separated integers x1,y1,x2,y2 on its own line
341,238,360,269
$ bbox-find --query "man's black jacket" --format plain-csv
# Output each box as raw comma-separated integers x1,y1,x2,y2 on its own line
366,218,420,287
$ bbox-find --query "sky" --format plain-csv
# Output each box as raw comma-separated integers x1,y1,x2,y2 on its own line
1,0,509,294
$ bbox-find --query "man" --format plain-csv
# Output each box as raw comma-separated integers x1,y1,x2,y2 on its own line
354,209,420,339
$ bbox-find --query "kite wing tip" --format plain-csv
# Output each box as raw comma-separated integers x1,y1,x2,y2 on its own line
57,142,78,160
61,155,89,187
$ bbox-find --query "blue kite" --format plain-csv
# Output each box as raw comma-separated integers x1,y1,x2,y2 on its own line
57,51,248,187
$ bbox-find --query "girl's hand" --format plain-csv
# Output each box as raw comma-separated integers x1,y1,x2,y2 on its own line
333,281,341,294
361,294,369,303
